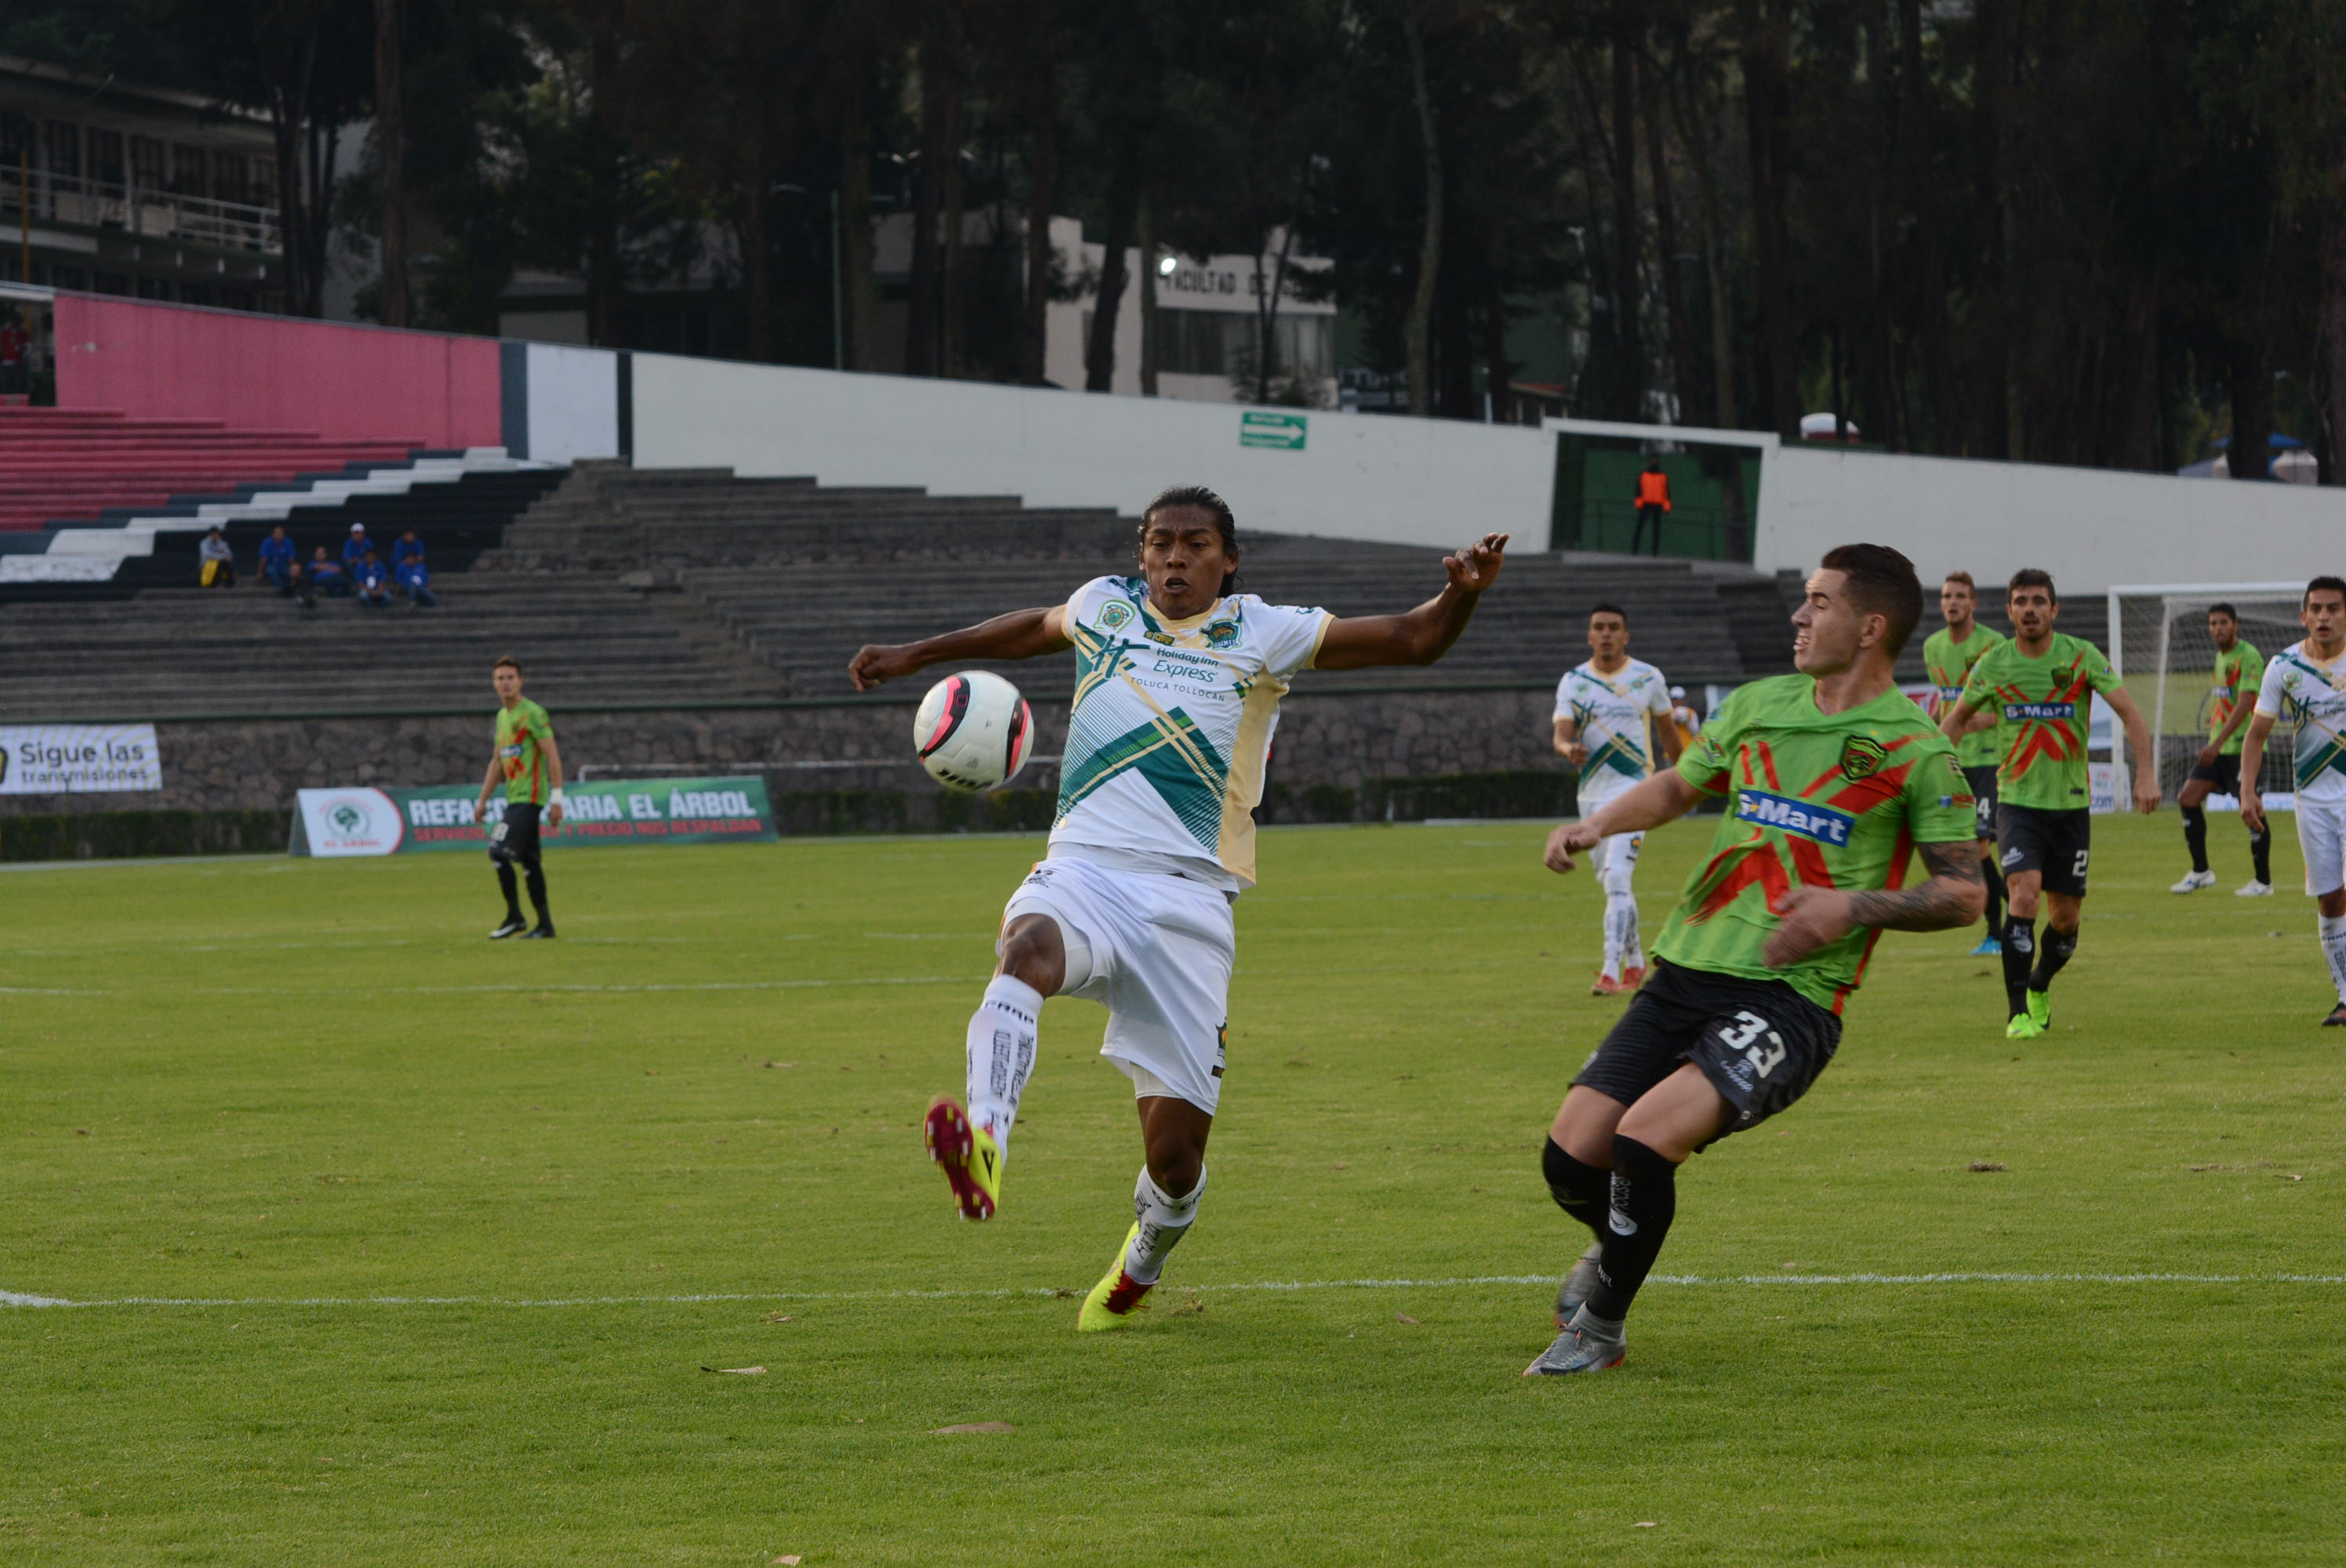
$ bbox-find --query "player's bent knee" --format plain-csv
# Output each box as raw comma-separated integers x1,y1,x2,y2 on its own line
1552,1084,1628,1166
996,914,1069,994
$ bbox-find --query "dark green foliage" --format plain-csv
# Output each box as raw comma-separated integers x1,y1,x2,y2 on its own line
0,809,289,862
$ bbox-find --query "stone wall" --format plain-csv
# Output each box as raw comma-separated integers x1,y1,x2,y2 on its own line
0,687,1564,816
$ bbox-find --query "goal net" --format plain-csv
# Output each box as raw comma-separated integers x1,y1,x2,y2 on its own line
2109,583,2304,803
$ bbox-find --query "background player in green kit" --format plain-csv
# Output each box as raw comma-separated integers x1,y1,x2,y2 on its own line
1523,544,1985,1376
1941,569,2160,1039
474,655,565,939
2170,603,2272,896
1923,571,2007,954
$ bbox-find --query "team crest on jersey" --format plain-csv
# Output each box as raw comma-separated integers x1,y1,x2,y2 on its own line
1839,735,1889,781
1096,600,1135,631
1204,619,1240,649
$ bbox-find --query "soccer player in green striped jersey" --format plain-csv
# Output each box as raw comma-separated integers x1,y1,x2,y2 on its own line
2170,604,2272,895
474,657,564,939
1921,572,2007,953
1523,544,1985,1375
1941,570,2161,1040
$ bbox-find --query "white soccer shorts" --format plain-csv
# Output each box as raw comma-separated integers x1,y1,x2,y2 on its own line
1000,855,1236,1115
2297,797,2346,897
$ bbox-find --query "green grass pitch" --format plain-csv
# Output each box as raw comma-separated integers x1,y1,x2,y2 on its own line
2,814,2341,1565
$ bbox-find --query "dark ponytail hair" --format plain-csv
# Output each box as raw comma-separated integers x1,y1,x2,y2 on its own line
1139,485,1240,596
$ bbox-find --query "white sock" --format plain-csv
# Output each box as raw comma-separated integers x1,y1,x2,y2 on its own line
1603,890,1642,975
2319,915,2346,1005
964,975,1041,1147
1123,1164,1207,1286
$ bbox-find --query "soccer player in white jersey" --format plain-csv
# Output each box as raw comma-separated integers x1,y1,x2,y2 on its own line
848,486,1508,1329
1552,605,1680,995
2238,576,2346,1025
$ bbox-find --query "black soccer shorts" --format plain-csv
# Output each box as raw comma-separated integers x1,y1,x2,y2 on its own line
2186,753,2243,794
1963,764,2001,840
1996,803,2090,897
489,801,543,869
1571,959,1843,1142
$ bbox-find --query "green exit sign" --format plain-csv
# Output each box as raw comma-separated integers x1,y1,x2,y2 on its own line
1239,410,1308,451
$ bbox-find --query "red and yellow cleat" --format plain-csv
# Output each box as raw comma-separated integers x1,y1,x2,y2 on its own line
924,1095,1002,1221
1077,1222,1153,1331
1621,966,1647,991
1589,972,1624,997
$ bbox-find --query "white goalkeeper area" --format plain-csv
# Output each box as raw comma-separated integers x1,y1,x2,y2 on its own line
2110,583,2306,804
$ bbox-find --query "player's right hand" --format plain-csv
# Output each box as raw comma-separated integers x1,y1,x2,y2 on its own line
848,644,916,691
2196,742,2221,768
1563,742,1589,767
2241,790,2265,835
1543,820,1602,873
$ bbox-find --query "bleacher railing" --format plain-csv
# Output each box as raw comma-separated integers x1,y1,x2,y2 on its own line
3,165,280,255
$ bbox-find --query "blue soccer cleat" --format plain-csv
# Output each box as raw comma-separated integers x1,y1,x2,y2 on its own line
1970,935,2003,956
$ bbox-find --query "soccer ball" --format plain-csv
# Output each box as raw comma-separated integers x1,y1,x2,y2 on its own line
914,670,1035,793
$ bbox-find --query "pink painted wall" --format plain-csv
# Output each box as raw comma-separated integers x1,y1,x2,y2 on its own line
53,295,502,447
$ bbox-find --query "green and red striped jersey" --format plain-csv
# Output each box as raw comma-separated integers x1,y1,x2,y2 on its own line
1959,632,2123,811
1654,675,1974,1013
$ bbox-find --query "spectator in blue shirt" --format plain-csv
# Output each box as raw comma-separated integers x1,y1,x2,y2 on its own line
356,550,392,608
343,522,372,574
258,526,300,595
309,546,350,599
393,535,438,608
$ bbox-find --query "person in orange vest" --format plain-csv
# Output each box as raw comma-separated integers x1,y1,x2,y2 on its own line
1631,458,1671,555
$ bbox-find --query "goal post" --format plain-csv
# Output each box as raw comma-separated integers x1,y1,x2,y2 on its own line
2108,582,2306,804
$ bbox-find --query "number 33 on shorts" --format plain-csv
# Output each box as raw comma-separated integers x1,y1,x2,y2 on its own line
1716,1010,1785,1078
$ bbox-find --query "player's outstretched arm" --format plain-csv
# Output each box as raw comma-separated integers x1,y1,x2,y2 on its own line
2101,687,2163,813
1762,842,1987,967
1313,533,1508,670
2239,713,2279,833
1543,771,1702,873
848,607,1071,691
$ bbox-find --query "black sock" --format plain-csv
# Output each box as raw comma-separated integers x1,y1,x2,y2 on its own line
2183,806,2210,874
1982,854,2006,933
525,866,550,927
2250,822,2272,884
496,863,522,920
1585,1134,1679,1323
2029,924,2076,992
2002,917,2036,1016
1542,1138,1611,1240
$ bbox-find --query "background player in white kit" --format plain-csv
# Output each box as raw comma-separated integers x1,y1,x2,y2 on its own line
2238,576,2346,1025
848,486,1508,1329
1552,604,1680,994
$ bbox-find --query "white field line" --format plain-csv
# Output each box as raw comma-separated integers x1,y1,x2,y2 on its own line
5,1272,2342,1312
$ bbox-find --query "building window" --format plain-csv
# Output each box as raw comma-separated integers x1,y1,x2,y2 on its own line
251,157,276,206
212,151,248,205
171,143,208,197
131,136,166,193
0,113,32,165
44,121,78,180
86,127,124,187
1149,308,1332,382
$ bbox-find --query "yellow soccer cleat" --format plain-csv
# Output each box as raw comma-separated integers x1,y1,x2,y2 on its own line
924,1095,1002,1221
1077,1222,1154,1332
2025,989,2052,1032
2005,1012,2044,1040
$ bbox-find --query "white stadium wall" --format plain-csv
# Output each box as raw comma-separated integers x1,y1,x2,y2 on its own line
626,354,1557,551
521,343,622,464
1754,444,2346,594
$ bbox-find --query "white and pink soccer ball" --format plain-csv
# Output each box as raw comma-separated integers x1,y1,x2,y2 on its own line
913,670,1034,793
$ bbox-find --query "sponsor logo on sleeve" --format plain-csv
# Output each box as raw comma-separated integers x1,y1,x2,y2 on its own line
1735,789,1857,845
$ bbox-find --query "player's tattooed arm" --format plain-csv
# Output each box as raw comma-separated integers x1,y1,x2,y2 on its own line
1763,844,1985,967
848,607,1071,690
1846,841,1986,930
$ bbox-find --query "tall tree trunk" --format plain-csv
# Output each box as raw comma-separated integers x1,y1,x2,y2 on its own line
2229,217,2279,482
374,0,407,326
837,29,881,371
1019,13,1060,386
1609,18,1643,421
1135,196,1160,396
2116,275,2161,471
1249,224,1295,403
1086,171,1137,392
1437,237,1473,417
905,15,947,376
1898,0,1955,449
585,24,623,348
1483,257,1510,420
1863,0,1899,448
938,62,966,376
1672,74,1738,426
739,141,772,362
1741,0,1798,441
1641,52,1695,424
2316,195,2346,485
1403,4,1441,419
